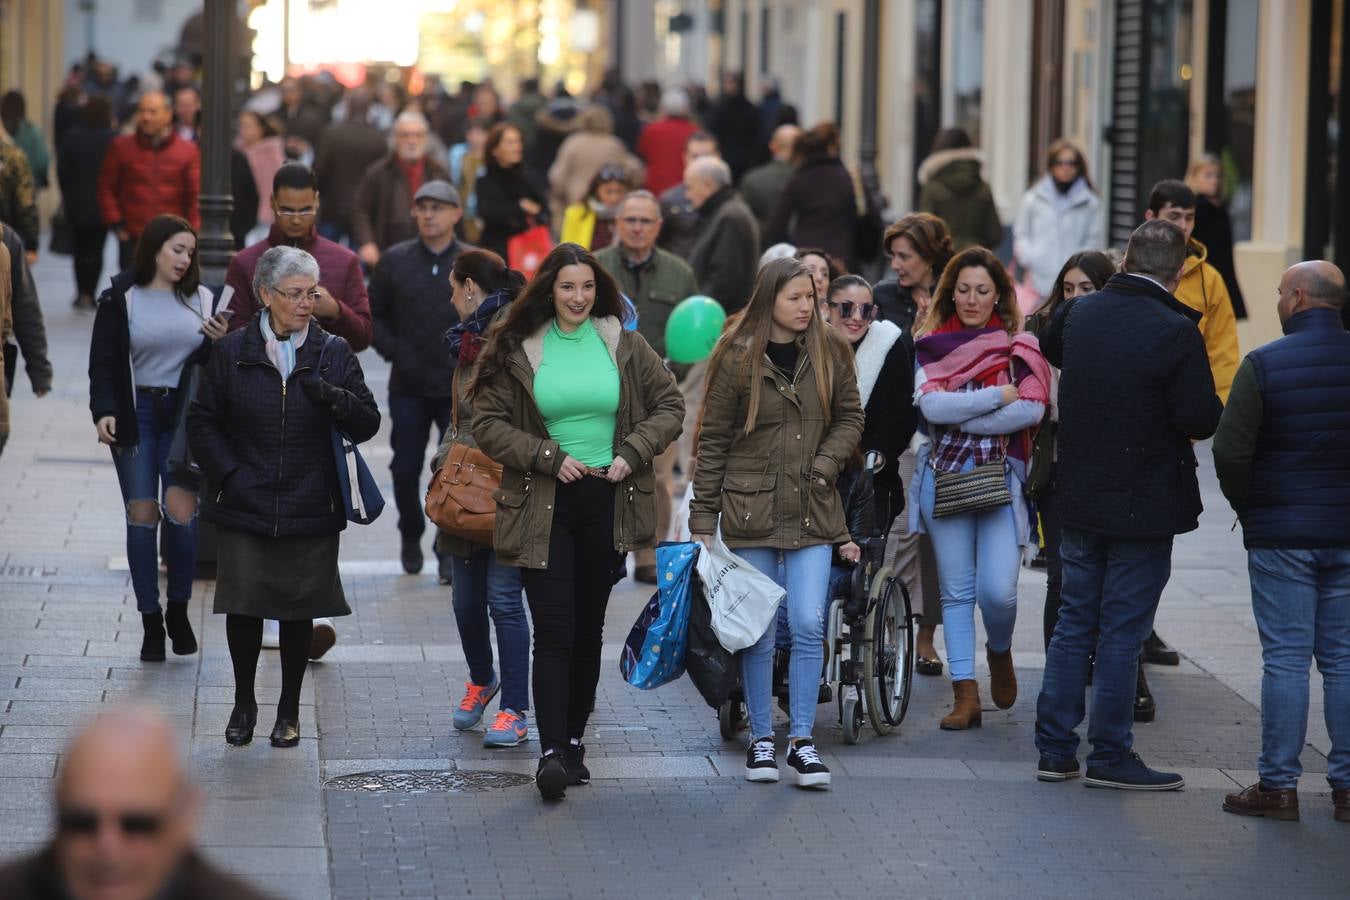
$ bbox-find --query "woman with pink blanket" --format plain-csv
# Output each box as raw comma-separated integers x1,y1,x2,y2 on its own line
909,247,1050,731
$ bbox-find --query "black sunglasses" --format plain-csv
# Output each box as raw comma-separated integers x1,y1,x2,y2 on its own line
58,808,165,838
826,300,876,320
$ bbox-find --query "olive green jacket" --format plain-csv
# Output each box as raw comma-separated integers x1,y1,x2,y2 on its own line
470,316,684,569
690,330,864,549
594,244,697,360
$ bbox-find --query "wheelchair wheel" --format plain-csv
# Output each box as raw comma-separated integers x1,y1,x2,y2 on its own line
865,571,915,732
718,698,746,741
841,694,863,745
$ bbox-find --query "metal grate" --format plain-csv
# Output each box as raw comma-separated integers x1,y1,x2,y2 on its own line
323,770,534,794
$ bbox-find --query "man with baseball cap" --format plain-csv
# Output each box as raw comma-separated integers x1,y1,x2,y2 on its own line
368,179,473,580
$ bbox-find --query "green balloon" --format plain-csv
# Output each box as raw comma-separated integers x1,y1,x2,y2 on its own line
665,295,727,363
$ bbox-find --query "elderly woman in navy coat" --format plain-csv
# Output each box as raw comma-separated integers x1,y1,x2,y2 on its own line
189,245,379,749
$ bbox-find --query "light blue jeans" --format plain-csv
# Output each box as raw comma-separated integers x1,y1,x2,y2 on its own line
1249,547,1350,790
739,545,832,740
922,503,1021,682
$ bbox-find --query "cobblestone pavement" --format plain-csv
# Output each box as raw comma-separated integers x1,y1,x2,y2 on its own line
1,250,1346,898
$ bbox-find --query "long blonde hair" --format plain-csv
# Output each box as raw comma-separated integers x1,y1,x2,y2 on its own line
704,257,839,435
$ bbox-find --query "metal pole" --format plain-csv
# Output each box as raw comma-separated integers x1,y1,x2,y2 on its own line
198,0,235,288
858,0,881,202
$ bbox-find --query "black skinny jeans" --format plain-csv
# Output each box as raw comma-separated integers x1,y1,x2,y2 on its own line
72,226,108,296
522,477,622,756
1040,478,1065,649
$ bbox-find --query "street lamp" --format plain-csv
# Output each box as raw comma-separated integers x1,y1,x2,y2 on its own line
198,0,236,288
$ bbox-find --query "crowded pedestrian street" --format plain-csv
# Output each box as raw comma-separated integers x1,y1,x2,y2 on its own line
0,249,1343,898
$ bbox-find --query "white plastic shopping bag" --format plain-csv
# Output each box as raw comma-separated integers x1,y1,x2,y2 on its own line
669,482,695,542
695,532,785,652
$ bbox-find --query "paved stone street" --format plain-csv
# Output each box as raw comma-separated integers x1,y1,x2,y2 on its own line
1,250,1346,898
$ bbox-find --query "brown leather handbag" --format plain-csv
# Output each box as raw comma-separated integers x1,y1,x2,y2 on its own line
424,375,502,546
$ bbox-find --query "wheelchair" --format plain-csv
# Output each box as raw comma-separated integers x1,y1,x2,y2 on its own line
716,534,916,744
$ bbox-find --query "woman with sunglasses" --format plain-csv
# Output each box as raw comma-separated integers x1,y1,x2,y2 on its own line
189,246,380,749
820,275,915,530
560,165,630,251
1013,139,1104,301
470,243,684,801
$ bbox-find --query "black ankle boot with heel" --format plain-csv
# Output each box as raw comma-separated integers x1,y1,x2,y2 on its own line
164,602,197,655
140,612,166,662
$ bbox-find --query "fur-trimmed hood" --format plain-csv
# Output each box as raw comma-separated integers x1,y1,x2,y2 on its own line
917,147,987,187
520,315,623,373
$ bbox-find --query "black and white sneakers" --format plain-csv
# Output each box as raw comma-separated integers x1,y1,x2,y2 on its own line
785,739,831,789
745,736,779,782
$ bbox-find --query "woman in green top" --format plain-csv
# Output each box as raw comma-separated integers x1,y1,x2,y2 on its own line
471,243,685,801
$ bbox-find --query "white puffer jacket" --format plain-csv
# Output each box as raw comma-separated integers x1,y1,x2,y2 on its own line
1012,175,1106,298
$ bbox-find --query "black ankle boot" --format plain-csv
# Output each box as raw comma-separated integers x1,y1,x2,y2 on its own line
164,603,197,655
1134,662,1156,723
140,612,166,662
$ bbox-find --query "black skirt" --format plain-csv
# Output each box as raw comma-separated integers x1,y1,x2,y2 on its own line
212,527,351,619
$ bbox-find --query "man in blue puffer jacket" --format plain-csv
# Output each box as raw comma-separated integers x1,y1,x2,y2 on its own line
1213,260,1350,824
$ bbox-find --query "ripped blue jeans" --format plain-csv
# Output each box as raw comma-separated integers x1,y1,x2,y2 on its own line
738,545,832,740
109,390,199,613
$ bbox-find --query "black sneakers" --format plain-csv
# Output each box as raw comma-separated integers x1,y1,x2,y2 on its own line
1037,755,1081,782
1084,752,1185,791
744,736,778,783
401,536,424,575
564,740,590,786
535,752,568,801
785,739,831,789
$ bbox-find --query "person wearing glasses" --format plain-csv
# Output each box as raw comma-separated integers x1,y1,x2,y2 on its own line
224,162,372,353
595,190,699,583
470,243,684,800
189,246,380,750
1013,138,1105,301
560,165,630,251
0,706,273,900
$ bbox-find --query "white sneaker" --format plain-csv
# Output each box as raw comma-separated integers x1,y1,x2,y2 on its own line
309,618,337,660
261,619,280,649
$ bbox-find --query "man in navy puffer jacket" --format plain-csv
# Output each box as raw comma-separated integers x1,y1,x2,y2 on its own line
1213,261,1350,824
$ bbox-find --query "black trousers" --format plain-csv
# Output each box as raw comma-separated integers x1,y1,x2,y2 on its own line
119,237,136,273
72,226,108,296
1040,479,1065,649
521,477,622,755
387,391,452,540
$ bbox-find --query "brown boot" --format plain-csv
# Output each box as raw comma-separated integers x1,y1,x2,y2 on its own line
986,644,1017,709
1222,783,1299,821
939,679,982,730
1334,788,1350,823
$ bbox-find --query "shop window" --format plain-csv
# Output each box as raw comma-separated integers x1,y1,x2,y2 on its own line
1205,0,1259,241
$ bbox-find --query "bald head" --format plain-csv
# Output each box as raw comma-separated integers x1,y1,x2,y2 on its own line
56,707,200,900
1278,260,1346,325
135,90,173,140
769,125,802,162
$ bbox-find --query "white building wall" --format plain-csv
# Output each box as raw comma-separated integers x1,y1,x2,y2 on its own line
64,0,203,76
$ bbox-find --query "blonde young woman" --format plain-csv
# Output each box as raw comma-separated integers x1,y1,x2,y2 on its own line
690,256,864,789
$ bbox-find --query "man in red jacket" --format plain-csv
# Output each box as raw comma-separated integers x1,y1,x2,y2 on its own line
96,91,200,270
223,162,372,352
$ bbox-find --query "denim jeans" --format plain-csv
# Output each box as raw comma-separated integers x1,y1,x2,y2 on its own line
449,548,530,713
387,392,452,541
1039,479,1065,650
1035,526,1173,767
1249,547,1350,790
739,544,832,740
109,391,198,613
922,503,1021,681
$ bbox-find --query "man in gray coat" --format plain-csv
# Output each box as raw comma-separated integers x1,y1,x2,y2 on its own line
685,156,760,315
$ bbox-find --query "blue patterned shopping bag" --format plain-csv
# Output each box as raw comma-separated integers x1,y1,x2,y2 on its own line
620,541,697,690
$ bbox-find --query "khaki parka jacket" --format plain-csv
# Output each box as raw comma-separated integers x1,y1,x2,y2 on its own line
471,316,684,569
689,331,865,549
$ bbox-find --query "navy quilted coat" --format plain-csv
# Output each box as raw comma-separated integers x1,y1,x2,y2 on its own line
187,315,380,538
1040,273,1223,539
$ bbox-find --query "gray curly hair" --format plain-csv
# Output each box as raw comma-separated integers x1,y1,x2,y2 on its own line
252,245,320,303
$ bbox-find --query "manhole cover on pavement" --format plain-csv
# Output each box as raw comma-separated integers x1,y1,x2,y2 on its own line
324,770,534,793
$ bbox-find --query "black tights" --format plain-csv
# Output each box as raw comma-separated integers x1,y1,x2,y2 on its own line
225,615,313,719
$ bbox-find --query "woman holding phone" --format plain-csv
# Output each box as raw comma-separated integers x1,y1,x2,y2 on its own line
89,214,231,662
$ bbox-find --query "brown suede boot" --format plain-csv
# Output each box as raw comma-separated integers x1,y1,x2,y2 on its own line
987,644,1017,709
939,679,982,730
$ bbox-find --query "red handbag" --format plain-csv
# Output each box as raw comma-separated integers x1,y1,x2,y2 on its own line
507,220,554,280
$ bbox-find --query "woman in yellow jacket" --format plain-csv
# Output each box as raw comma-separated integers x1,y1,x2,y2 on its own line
559,165,629,251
